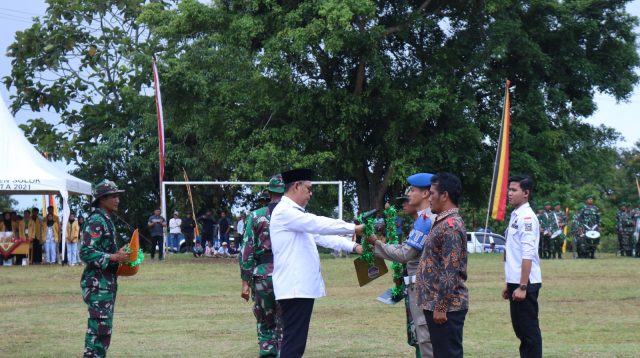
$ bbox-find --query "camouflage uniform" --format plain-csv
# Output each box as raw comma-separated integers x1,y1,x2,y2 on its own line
579,204,600,230
634,205,640,257
577,202,600,258
616,205,625,256
569,206,583,256
80,180,124,358
535,208,546,258
616,207,635,256
548,206,566,259
540,207,553,259
240,176,284,357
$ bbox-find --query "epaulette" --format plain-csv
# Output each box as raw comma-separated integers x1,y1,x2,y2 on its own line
447,217,454,227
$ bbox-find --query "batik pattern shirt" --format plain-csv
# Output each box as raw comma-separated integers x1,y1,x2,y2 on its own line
415,208,468,313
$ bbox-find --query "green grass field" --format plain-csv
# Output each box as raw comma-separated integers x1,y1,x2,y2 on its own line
1,253,639,357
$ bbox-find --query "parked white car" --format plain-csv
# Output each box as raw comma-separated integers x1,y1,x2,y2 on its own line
467,232,506,253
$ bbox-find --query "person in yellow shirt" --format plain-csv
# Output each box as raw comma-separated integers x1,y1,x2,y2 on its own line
28,208,45,264
66,212,80,266
12,212,27,265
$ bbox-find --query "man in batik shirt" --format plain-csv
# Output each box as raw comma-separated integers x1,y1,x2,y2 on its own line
415,172,468,358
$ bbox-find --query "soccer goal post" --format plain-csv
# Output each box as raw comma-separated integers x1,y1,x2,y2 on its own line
160,180,344,223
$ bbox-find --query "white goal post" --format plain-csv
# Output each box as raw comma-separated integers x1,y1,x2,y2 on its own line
161,181,344,224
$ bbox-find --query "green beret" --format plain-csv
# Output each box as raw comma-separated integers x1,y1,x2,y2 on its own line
553,201,560,206
543,201,551,206
577,203,586,210
584,194,594,200
536,205,543,211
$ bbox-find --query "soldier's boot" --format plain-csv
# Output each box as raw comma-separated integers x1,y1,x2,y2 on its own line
84,318,111,358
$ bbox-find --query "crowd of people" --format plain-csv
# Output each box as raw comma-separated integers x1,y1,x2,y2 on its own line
0,206,85,266
533,196,640,259
143,207,242,260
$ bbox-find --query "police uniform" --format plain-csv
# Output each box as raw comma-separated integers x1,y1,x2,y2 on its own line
240,175,285,357
373,173,435,358
80,180,123,358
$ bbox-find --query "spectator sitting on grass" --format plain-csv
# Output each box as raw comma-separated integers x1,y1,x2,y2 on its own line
215,242,230,257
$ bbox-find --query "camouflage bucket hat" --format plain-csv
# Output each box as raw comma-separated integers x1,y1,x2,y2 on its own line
267,174,285,194
91,179,124,206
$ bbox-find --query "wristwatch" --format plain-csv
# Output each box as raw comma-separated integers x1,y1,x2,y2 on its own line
519,284,528,291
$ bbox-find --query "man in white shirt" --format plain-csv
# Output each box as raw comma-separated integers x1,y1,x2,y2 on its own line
270,168,364,358
502,175,542,358
168,211,183,253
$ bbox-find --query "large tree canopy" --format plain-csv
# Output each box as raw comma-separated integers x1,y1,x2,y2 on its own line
4,0,639,232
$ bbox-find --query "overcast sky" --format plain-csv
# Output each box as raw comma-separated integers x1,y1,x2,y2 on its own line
1,0,639,150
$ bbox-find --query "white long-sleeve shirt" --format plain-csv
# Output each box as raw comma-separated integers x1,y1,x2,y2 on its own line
505,202,542,284
169,218,182,234
270,195,357,300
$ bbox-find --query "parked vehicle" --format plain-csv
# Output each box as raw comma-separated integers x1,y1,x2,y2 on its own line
467,232,506,253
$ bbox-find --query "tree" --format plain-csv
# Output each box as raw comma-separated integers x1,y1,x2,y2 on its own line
6,0,639,224
140,0,639,211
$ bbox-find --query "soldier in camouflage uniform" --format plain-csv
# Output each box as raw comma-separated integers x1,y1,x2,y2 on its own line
240,175,285,357
578,195,601,258
536,205,545,258
634,201,640,257
540,201,553,259
615,203,628,256
549,201,567,259
570,204,584,258
616,203,635,257
80,180,130,358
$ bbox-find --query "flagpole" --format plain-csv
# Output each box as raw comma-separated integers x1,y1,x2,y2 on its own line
483,80,511,252
152,54,165,213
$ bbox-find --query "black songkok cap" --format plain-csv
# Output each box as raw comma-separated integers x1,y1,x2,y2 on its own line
281,168,315,185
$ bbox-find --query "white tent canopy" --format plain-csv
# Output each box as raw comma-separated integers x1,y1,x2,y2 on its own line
0,94,92,260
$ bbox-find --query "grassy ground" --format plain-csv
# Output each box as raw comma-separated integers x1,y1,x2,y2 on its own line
1,253,639,357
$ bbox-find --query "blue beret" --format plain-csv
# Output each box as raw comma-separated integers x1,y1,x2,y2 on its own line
407,173,433,188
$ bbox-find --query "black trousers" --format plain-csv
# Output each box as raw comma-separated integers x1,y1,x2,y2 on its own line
32,240,43,263
150,235,164,259
424,309,467,358
278,298,315,358
201,233,213,249
508,283,542,358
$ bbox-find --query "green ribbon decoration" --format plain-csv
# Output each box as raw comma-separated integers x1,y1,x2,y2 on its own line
123,244,145,267
384,206,405,302
358,212,376,265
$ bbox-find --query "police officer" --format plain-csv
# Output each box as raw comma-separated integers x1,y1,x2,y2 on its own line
365,173,435,358
240,175,285,357
80,180,129,357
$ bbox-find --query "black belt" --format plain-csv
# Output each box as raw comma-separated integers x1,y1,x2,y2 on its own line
258,252,273,264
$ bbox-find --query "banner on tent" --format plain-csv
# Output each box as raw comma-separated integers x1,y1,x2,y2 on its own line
0,179,43,191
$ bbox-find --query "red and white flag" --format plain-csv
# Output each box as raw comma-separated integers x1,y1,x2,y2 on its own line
152,55,165,184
